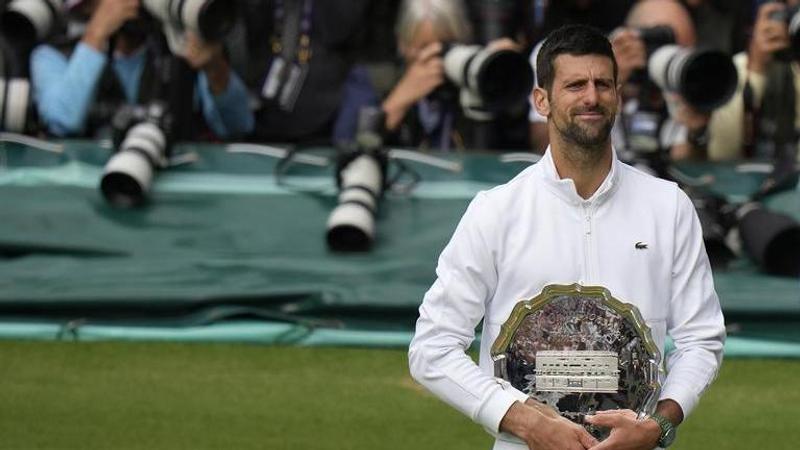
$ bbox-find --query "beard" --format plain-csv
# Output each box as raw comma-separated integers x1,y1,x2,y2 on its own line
553,105,615,150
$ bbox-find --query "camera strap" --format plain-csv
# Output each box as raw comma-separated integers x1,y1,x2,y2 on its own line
261,0,313,112
417,99,455,151
85,39,160,138
755,62,797,160
0,78,9,131
742,78,758,158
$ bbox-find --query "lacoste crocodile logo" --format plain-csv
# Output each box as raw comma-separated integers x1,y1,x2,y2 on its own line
635,242,648,250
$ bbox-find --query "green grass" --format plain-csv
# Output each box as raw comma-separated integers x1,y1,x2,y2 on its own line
0,341,797,449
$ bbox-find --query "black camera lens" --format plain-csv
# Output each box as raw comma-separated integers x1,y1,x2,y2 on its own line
197,0,236,41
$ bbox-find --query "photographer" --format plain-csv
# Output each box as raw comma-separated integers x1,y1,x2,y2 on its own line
706,0,800,162
29,0,253,139
379,0,525,150
529,0,720,161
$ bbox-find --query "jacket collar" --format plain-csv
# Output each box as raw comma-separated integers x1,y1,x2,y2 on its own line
537,146,621,206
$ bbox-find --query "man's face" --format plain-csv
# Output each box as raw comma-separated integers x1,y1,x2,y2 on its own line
535,54,619,149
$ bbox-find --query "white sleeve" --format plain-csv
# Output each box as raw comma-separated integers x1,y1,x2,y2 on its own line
659,189,726,417
408,192,528,434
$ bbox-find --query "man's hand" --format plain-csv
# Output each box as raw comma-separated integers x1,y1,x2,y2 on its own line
749,2,790,74
500,400,599,450
182,32,230,95
584,409,661,450
382,41,445,130
610,28,646,86
83,0,140,51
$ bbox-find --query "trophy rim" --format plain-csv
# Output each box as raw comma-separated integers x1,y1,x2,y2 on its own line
490,283,662,367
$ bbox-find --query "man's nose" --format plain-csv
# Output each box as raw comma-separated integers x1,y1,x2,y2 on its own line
582,83,599,105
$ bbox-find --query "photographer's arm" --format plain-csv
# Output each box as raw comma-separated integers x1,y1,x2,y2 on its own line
185,33,254,138
31,0,138,136
382,42,444,131
30,44,106,136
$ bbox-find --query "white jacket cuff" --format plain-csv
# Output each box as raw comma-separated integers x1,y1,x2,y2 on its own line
477,379,530,433
658,383,699,418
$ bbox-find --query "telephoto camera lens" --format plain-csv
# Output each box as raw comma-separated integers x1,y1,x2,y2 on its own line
1,0,64,45
326,107,387,252
0,77,32,132
443,44,534,116
647,44,738,111
100,121,168,208
143,0,236,41
737,203,800,277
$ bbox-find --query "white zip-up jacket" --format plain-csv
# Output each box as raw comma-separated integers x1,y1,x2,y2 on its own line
408,148,726,449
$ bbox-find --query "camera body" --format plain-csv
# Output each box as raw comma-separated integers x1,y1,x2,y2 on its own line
100,102,173,207
767,3,800,61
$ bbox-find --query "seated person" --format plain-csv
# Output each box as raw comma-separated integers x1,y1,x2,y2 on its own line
707,0,800,162
529,0,716,162
30,0,253,139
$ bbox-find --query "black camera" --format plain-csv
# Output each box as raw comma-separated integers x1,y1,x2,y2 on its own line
442,44,533,120
100,102,173,208
636,25,738,112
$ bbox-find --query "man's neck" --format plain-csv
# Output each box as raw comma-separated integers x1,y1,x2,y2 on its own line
549,133,613,200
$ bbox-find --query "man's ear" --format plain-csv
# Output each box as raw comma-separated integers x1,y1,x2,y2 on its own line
532,86,550,117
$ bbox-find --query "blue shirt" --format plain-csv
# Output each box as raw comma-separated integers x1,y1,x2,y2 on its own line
30,42,254,138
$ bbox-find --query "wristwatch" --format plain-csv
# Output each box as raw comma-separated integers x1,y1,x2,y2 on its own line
648,412,677,448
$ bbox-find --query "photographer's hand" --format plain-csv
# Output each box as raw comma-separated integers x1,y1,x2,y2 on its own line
486,37,521,52
183,32,230,95
749,2,790,74
382,41,445,131
610,28,646,86
83,0,140,51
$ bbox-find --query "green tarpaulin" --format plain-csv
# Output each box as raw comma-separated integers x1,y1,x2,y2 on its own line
0,140,798,353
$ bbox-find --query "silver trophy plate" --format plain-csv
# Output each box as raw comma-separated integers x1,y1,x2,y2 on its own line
491,284,661,439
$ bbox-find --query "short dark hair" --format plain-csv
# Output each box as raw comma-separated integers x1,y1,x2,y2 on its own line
536,24,618,93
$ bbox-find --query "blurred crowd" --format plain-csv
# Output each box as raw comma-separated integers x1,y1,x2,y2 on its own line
1,0,799,167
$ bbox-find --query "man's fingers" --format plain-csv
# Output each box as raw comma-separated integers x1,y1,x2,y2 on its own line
584,413,622,428
587,436,616,450
576,427,600,448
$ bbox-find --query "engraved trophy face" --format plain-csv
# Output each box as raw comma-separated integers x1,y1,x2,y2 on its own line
491,284,662,439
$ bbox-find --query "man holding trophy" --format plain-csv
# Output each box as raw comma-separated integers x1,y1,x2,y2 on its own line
409,24,725,450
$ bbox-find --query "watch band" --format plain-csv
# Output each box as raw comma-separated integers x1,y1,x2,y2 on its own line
648,412,676,448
